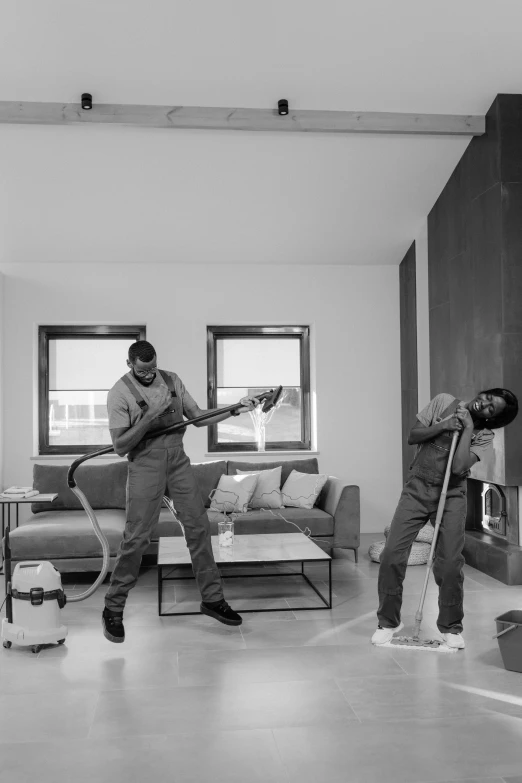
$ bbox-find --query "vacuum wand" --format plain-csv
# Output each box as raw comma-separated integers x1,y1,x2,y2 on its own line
67,385,283,488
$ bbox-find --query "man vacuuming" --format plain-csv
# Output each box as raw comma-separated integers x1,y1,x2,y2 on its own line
373,388,518,650
102,340,259,643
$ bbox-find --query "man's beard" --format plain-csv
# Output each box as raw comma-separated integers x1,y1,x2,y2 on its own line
132,370,156,386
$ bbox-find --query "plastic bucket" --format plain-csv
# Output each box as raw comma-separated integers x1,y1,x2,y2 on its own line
493,610,522,673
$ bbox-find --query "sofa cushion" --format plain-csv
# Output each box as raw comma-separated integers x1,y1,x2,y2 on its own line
209,508,333,537
31,462,128,513
209,473,259,513
281,470,329,509
152,507,333,539
237,467,283,509
227,457,319,485
191,460,228,507
9,509,126,560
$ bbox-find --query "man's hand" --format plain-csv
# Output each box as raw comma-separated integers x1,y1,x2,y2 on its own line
456,404,474,430
236,395,261,414
145,386,172,420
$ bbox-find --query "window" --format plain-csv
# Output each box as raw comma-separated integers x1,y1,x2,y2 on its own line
207,326,311,452
38,325,145,455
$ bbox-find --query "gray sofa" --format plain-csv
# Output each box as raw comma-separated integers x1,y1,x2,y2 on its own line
8,457,360,572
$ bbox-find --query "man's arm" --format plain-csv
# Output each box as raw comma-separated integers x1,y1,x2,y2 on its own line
110,386,172,455
185,396,259,428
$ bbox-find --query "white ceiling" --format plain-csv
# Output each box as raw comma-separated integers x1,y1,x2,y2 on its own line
1,0,522,265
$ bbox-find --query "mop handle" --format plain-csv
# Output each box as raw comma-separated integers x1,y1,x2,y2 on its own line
413,430,459,635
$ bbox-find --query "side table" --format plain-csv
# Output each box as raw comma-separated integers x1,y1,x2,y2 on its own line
1,493,57,537
0,494,57,573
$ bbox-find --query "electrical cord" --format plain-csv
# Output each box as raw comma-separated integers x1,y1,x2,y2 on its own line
162,481,331,548
204,486,332,546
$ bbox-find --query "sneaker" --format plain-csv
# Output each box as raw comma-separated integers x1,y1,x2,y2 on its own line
371,622,404,645
200,600,243,626
442,632,465,649
102,608,125,643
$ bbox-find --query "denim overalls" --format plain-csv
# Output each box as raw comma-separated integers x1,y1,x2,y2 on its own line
105,370,224,612
377,399,467,634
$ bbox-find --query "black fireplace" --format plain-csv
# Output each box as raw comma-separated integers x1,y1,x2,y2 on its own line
482,484,507,538
464,479,522,585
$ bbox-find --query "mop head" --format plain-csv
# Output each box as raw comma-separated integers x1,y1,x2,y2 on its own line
380,635,458,653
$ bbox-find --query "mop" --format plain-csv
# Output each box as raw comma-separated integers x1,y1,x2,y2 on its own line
380,429,460,653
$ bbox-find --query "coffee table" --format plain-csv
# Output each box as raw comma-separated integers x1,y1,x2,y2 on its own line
157,532,332,616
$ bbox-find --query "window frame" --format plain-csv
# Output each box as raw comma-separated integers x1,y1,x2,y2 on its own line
206,325,311,453
38,324,146,455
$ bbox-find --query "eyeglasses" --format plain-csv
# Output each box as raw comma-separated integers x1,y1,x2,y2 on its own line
133,366,157,378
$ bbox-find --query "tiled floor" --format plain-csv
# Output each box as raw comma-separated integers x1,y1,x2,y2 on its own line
2,533,522,783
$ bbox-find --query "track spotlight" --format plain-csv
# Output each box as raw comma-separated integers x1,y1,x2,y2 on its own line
277,99,289,116
81,93,93,110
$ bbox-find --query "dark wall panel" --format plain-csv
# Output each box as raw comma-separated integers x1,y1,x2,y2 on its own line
429,302,451,397
499,95,522,183
448,252,476,403
502,182,522,334
399,242,418,483
428,94,522,486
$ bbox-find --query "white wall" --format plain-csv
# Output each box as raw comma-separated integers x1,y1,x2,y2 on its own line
0,271,4,490
0,262,402,533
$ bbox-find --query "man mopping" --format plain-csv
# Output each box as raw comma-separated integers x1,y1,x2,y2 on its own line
102,340,259,643
372,388,518,651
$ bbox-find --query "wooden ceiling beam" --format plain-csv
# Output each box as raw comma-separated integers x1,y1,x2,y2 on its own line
0,101,485,136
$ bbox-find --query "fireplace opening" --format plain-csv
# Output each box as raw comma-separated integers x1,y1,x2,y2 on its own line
481,483,507,538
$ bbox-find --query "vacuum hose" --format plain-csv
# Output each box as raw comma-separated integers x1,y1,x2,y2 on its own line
65,386,283,602
66,485,112,602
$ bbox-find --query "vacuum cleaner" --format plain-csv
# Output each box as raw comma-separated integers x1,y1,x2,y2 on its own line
1,386,283,653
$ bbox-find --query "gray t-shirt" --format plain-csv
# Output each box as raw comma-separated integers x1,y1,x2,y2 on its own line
416,393,494,463
107,370,199,431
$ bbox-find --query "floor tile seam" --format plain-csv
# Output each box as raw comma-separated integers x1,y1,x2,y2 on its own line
387,653,410,675
208,640,365,654
0,684,189,696
336,712,520,728
85,691,102,740
0,685,112,701
90,723,343,742
173,676,367,693
332,677,362,723
38,644,247,658
0,733,172,748
269,728,293,781
114,674,351,691
0,674,410,694
428,778,508,783
340,709,522,724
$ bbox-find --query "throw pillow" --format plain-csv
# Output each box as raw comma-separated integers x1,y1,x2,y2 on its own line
236,466,283,509
281,470,328,510
209,473,259,514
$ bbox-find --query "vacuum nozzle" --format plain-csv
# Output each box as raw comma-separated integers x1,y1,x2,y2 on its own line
261,385,283,413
